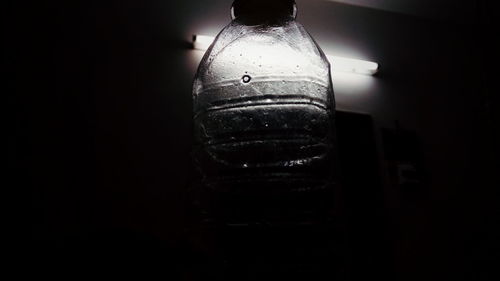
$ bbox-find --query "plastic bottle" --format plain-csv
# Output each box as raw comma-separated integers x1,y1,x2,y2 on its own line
192,0,336,225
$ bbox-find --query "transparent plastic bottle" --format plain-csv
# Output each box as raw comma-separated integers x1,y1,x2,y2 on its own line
192,0,336,224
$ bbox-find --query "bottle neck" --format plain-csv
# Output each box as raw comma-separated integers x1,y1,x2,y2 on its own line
231,0,297,24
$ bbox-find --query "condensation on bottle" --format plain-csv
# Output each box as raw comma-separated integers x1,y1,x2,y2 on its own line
192,0,336,224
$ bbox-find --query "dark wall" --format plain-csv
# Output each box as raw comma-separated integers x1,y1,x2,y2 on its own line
12,0,497,279
14,1,196,275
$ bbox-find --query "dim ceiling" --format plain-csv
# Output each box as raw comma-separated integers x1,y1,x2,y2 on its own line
325,0,478,22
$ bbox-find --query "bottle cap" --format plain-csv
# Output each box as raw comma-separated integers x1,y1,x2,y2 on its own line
231,0,297,21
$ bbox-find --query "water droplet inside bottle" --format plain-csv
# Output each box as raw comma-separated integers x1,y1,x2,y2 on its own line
242,75,252,83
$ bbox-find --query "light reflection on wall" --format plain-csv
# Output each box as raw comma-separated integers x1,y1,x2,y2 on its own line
332,71,378,112
186,49,206,74
332,72,375,94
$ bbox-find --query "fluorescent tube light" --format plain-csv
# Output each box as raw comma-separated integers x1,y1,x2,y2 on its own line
328,56,379,75
192,34,379,75
192,35,215,52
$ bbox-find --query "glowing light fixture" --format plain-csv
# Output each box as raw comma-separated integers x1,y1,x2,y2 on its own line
192,34,379,75
192,35,217,52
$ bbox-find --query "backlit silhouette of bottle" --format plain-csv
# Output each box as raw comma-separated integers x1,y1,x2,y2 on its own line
193,0,336,225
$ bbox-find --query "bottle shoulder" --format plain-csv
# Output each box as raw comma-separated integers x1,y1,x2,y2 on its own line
195,20,331,90
208,20,328,66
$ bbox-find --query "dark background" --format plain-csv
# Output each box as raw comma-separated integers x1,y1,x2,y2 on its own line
10,0,498,279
